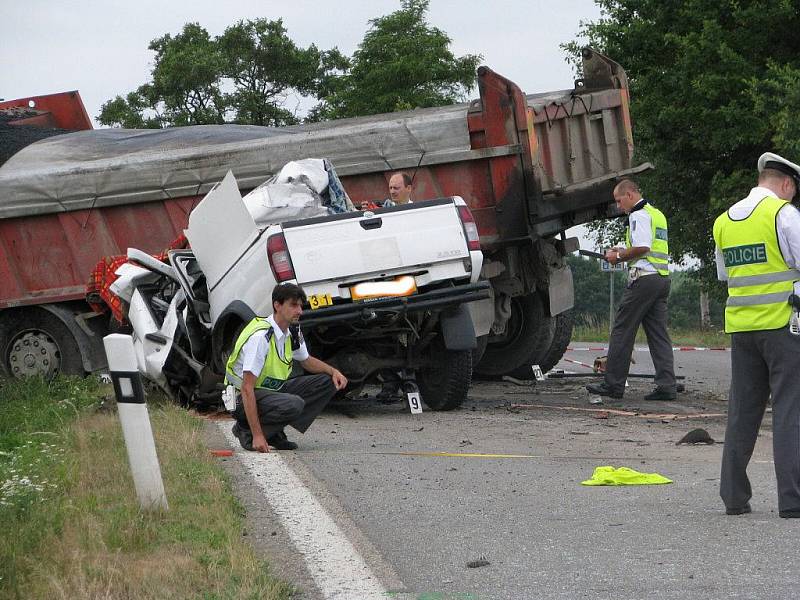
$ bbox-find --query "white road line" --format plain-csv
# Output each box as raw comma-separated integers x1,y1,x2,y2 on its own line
220,423,389,600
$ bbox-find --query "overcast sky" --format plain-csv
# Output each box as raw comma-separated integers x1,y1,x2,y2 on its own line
3,0,602,125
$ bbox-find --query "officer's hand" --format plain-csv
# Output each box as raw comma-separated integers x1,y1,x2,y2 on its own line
331,369,348,390
252,434,271,453
604,248,621,264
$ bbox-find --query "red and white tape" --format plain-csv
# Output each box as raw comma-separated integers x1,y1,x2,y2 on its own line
566,346,730,352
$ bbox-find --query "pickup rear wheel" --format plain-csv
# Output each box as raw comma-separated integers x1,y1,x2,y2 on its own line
0,308,83,379
417,342,472,411
474,294,551,377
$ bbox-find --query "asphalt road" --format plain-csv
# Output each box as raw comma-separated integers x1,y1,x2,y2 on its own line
213,349,800,600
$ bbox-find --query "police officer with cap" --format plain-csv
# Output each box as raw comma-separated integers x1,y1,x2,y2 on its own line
713,152,800,517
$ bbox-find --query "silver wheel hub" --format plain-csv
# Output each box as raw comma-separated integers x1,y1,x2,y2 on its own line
8,331,61,378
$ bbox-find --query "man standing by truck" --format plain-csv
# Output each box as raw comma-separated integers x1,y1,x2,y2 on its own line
360,172,413,210
713,152,800,518
226,283,348,452
586,179,676,401
385,171,413,206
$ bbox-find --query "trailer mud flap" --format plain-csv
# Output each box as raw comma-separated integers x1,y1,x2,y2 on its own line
440,305,477,351
548,265,574,316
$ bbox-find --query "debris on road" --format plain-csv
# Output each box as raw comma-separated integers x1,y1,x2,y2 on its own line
467,556,490,568
510,403,725,421
676,428,716,445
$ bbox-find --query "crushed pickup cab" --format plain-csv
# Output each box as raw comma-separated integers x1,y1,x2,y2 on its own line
179,168,488,410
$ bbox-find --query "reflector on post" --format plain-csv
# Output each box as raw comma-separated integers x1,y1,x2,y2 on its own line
103,334,168,511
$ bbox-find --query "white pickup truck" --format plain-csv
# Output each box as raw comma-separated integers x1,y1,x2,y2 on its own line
163,170,489,410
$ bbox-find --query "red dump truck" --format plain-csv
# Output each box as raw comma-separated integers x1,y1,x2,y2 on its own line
0,48,648,380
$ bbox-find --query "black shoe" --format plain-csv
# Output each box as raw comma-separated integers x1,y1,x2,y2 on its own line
232,422,254,451
268,430,298,451
779,509,800,518
644,388,677,401
726,503,751,515
586,383,623,399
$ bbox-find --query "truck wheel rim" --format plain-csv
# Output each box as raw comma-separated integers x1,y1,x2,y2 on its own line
7,331,61,379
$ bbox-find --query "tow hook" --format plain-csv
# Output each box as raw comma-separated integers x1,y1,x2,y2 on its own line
400,369,423,414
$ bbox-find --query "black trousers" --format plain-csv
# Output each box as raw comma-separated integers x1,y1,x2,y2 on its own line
721,328,800,512
604,274,676,393
233,373,336,438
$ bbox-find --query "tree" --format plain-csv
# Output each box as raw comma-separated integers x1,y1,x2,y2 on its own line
218,19,321,126
567,256,725,330
99,20,328,128
564,1,800,285
567,255,625,325
311,0,482,120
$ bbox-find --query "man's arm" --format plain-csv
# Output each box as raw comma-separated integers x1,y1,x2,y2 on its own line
606,209,652,264
300,356,348,390
714,246,728,281
241,372,270,453
777,204,800,271
605,246,650,264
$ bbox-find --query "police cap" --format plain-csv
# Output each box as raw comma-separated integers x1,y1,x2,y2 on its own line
758,152,800,186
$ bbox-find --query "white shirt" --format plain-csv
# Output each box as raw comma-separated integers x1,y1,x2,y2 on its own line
627,200,657,272
714,187,800,281
382,198,412,208
232,314,309,379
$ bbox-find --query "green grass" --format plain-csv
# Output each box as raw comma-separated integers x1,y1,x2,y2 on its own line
0,376,293,600
572,318,730,348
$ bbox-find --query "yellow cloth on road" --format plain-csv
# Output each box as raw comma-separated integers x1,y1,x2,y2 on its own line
581,466,672,486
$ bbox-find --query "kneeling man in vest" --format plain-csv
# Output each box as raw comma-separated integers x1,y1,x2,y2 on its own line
226,283,347,451
714,152,800,518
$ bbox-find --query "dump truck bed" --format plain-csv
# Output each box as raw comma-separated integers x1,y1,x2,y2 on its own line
0,49,642,310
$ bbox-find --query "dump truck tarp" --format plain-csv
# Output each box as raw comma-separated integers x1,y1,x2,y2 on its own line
0,102,473,220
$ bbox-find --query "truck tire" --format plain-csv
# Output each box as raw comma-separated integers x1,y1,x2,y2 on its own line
506,314,556,379
417,341,472,411
474,294,550,377
537,309,575,374
0,308,84,379
472,335,489,366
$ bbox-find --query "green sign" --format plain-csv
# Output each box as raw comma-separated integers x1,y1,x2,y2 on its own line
723,243,767,268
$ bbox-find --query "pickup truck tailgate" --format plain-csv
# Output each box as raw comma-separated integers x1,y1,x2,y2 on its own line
282,199,469,284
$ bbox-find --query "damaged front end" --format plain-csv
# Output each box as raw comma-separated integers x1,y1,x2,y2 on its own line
92,247,222,409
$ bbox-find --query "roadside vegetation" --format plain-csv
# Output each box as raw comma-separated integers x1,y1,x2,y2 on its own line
572,316,729,348
0,376,292,600
568,256,730,348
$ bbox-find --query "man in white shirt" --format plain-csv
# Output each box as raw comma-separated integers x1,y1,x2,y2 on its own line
713,152,800,517
385,171,413,206
226,283,347,452
360,171,413,210
586,179,676,401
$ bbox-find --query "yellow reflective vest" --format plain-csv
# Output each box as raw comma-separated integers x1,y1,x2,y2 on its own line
625,203,670,275
713,196,800,333
225,317,293,390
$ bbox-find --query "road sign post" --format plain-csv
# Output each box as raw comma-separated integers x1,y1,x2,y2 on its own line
600,259,625,332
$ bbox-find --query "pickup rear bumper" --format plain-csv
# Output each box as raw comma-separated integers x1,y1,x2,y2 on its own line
300,281,491,328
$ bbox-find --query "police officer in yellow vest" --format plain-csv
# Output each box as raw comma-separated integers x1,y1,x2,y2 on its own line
713,152,800,518
226,283,347,452
586,179,677,401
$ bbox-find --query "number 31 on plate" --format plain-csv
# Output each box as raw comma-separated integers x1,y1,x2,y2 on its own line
308,293,332,310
